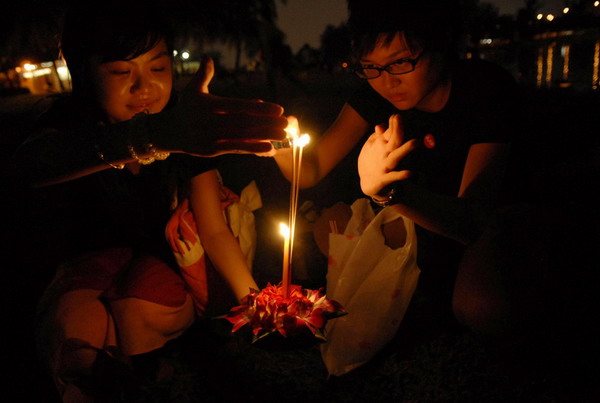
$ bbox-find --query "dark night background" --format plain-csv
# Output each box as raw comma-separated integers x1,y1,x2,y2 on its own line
1,1,599,401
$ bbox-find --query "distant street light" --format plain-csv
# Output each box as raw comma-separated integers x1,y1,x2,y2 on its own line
563,7,569,14
595,1,599,7
546,14,555,21
536,13,544,20
181,51,190,60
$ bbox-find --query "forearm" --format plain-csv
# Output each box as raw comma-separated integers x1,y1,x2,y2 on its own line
200,229,258,302
273,148,322,189
13,114,170,187
273,104,370,189
390,181,493,245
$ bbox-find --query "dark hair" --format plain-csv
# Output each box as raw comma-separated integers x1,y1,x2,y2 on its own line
60,0,174,97
347,0,462,61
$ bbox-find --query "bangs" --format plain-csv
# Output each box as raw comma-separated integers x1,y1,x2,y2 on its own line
100,31,168,63
347,0,460,62
352,32,420,61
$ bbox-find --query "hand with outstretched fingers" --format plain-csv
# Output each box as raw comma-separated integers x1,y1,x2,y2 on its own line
358,114,416,198
154,57,288,157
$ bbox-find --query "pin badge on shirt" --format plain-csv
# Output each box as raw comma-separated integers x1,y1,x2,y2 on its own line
423,134,436,149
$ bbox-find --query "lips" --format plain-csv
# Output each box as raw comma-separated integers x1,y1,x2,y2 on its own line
388,93,408,102
127,100,157,113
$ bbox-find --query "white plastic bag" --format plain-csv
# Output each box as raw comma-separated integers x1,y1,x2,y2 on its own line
321,198,420,376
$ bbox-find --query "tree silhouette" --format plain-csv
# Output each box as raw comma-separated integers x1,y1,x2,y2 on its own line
460,0,501,58
0,1,67,89
320,23,351,73
0,0,289,96
168,0,287,86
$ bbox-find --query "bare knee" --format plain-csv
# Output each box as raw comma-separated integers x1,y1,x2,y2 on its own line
109,294,195,355
452,230,513,338
452,283,511,338
54,290,110,344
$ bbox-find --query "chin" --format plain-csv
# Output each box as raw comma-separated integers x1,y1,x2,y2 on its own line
389,99,415,111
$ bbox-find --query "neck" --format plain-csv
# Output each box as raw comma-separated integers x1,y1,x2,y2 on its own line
416,76,452,113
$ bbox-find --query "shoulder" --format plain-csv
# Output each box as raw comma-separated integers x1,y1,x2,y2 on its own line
452,59,517,98
447,59,520,117
449,60,521,143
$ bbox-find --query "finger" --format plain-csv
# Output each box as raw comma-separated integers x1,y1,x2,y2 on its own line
168,237,179,253
387,139,417,166
180,224,196,244
204,94,284,116
384,170,412,184
387,114,404,149
208,141,275,156
364,132,379,144
375,124,386,135
199,56,214,94
285,115,300,136
185,65,206,97
209,112,289,131
210,126,288,144
287,115,299,128
256,149,277,157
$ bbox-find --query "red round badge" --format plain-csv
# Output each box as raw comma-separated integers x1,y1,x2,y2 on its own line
423,134,435,149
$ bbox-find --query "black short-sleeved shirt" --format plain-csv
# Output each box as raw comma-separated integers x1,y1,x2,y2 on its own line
30,96,217,265
347,58,518,274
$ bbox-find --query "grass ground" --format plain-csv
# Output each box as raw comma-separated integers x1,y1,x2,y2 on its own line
2,70,599,401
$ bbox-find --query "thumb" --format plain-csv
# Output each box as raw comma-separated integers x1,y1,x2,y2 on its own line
186,56,215,96
199,56,214,94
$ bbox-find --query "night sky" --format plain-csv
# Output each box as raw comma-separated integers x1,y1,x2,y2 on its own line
277,0,567,53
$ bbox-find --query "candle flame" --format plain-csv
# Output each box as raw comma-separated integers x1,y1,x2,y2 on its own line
294,133,310,148
279,223,290,238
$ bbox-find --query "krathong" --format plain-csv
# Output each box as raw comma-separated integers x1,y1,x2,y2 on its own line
223,118,345,344
225,283,345,343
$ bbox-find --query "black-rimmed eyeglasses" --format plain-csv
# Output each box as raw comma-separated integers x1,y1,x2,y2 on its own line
345,51,425,79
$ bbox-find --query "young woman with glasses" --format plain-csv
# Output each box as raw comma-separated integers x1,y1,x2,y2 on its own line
271,0,522,340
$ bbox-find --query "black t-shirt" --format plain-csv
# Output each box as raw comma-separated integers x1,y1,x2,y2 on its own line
29,96,217,266
347,58,519,276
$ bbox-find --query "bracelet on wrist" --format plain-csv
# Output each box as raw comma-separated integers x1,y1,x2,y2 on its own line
128,110,170,165
370,182,403,207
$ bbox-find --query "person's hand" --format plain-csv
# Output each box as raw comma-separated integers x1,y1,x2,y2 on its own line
358,114,416,197
256,115,297,157
154,57,288,157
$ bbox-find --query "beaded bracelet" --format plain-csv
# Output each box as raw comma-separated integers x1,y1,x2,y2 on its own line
127,110,170,165
127,142,171,165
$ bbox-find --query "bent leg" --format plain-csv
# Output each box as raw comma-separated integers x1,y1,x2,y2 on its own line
108,293,195,356
453,204,583,342
37,289,111,401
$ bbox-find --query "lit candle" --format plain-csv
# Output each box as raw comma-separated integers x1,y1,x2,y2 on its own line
279,223,291,297
290,134,310,264
280,118,310,298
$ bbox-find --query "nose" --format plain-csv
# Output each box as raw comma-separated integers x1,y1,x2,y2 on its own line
381,70,400,88
131,72,152,95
